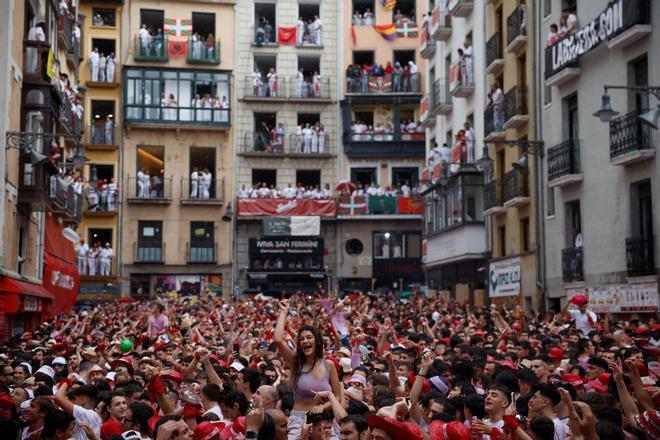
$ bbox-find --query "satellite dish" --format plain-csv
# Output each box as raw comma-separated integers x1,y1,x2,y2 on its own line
62,227,80,243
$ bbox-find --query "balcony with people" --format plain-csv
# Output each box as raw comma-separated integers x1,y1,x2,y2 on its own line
484,82,505,142
76,240,116,280
343,112,425,158
127,145,171,204
547,139,583,188
187,35,220,64
236,178,336,218
181,175,226,205
449,40,475,98
86,39,118,87
124,67,231,128
296,4,323,47
345,52,421,97
82,173,119,217
336,179,424,219
609,109,655,165
253,4,277,47
57,1,76,54
48,173,83,226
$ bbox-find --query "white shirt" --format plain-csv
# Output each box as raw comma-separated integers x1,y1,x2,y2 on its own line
139,27,151,41
28,26,45,42
568,309,597,335
552,417,569,440
73,404,102,440
237,187,250,198
203,405,224,421
282,186,296,199
89,51,99,64
481,418,504,440
101,247,113,259
76,243,89,256
409,63,418,74
566,14,577,31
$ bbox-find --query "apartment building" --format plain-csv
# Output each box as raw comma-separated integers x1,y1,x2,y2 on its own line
419,0,488,302
120,0,235,298
76,0,123,301
540,0,659,315
0,0,83,339
336,0,427,293
233,0,339,294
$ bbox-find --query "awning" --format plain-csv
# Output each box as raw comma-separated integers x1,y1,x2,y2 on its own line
0,277,54,299
0,276,54,314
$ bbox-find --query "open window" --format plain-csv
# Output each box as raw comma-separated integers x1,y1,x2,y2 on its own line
192,12,215,38
254,112,276,132
296,170,321,187
352,0,375,25
353,51,374,66
254,54,277,74
91,38,116,58
298,55,320,79
298,4,321,45
136,145,165,198
188,147,217,199
393,0,416,25
89,164,114,182
89,100,115,144
255,3,276,43
139,9,164,34
297,113,320,126
252,169,277,187
92,7,116,27
351,167,377,186
88,228,113,247
392,167,418,187
394,50,416,67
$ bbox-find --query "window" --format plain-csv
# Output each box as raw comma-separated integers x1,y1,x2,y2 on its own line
255,3,276,43
564,200,581,248
138,221,163,262
353,51,374,66
298,55,320,79
17,224,26,275
547,185,555,216
189,147,217,199
353,0,375,25
92,8,116,27
373,231,421,259
136,145,164,197
190,222,215,262
254,54,277,74
561,0,577,12
296,170,321,187
91,39,116,58
543,0,551,18
139,9,164,35
498,225,506,257
252,169,277,187
392,167,418,187
351,167,377,186
297,113,320,127
394,50,416,67
628,55,649,112
124,68,231,124
192,12,215,38
345,239,364,256
393,0,416,25
353,111,373,127
520,218,530,252
562,94,578,140
630,180,653,239
298,4,321,45
89,164,114,182
544,84,552,106
90,100,115,144
88,228,113,247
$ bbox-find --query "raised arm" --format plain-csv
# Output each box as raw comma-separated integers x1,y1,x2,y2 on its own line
54,379,75,414
273,299,296,366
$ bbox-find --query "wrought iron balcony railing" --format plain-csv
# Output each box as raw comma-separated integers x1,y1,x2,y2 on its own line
626,235,655,277
548,139,581,181
609,109,653,160
562,246,584,283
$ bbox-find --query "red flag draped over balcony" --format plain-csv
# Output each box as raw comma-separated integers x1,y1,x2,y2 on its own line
397,196,423,214
168,40,187,56
278,27,297,45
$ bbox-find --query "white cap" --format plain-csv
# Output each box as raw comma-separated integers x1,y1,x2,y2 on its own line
340,357,353,373
35,365,55,379
19,362,33,375
229,361,244,372
105,372,117,382
52,357,67,366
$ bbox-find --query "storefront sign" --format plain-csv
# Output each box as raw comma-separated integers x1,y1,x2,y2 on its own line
263,217,320,236
566,283,659,313
489,257,521,298
237,199,336,217
545,0,647,79
250,238,324,255
23,296,40,312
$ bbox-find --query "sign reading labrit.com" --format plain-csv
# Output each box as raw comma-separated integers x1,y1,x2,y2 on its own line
566,283,658,314
545,0,647,79
489,257,521,298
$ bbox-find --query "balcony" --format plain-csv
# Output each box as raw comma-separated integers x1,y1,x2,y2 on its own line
449,62,474,98
66,37,80,69
503,169,529,208
419,96,433,128
240,132,286,156
58,14,73,53
448,0,473,18
288,134,332,157
420,28,436,59
23,40,52,83
626,236,655,277
346,73,421,96
485,33,504,75
86,60,119,87
607,0,652,50
49,176,68,213
547,139,583,188
84,187,119,217
431,79,452,116
187,38,220,65
180,177,226,205
241,75,287,102
18,155,54,211
431,7,452,41
187,243,217,264
287,77,332,101
124,104,230,128
562,247,584,283
81,256,118,281
502,85,529,129
506,8,528,54
344,132,425,158
337,195,423,219
134,242,164,264
484,180,506,216
134,36,169,62
484,104,505,142
609,110,655,166
64,191,83,227
87,124,118,150
59,93,74,134
126,176,172,204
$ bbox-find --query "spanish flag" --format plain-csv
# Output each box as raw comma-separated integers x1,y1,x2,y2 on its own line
373,24,398,41
381,0,397,11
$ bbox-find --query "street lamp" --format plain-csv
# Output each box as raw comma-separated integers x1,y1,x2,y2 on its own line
593,85,660,127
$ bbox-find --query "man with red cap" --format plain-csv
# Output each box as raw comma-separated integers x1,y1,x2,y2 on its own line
563,294,597,336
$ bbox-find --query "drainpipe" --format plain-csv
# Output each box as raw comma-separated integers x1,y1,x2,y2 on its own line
532,0,547,312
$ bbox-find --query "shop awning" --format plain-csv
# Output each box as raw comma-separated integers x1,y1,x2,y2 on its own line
1,277,53,299
0,276,54,314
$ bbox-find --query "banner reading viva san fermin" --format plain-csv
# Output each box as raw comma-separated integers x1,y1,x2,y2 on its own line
545,0,650,79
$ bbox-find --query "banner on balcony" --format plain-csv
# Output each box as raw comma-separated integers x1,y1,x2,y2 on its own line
164,18,192,38
237,198,336,217
368,76,392,93
489,257,521,298
337,195,367,216
566,283,659,313
396,23,418,38
368,196,397,214
398,196,423,214
373,24,398,41
420,97,429,124
168,40,187,56
263,217,320,236
278,27,297,45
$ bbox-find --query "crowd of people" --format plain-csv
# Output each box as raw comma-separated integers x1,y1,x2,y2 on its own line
351,8,416,26
191,33,218,61
237,183,333,199
251,122,326,154
254,17,276,45
545,7,578,48
0,292,657,440
189,169,215,200
454,40,474,88
75,240,114,276
296,16,323,46
88,48,116,83
346,61,420,93
84,178,119,212
347,181,424,198
429,121,476,175
135,169,164,199
250,68,324,99
138,24,166,57
349,119,424,141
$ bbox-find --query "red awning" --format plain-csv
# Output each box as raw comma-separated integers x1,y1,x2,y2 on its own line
0,277,54,299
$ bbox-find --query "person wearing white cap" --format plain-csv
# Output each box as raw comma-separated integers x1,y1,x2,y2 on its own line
52,357,67,377
54,380,102,440
14,363,31,386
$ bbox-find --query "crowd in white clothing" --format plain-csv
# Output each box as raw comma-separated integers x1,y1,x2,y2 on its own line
250,68,323,98
350,119,424,141
135,169,164,198
84,178,119,212
295,123,326,154
348,181,425,198
296,15,323,45
190,32,218,61
138,23,165,57
237,182,333,199
189,168,215,200
351,8,375,25
74,240,114,276
88,48,116,83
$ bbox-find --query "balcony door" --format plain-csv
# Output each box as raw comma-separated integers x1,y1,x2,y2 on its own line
631,180,653,239
564,200,581,248
628,55,648,112
138,221,162,261
190,222,214,263
392,167,418,187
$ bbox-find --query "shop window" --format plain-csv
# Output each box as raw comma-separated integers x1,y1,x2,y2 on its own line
92,8,116,27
